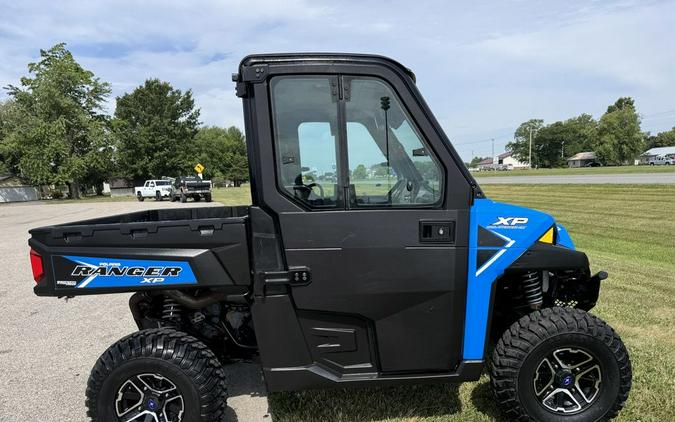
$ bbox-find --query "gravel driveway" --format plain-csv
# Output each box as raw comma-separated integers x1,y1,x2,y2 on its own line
0,200,270,421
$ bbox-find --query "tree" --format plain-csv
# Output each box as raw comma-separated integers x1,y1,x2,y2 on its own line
506,116,599,168
352,164,367,180
507,119,544,166
645,127,675,149
0,99,18,174
113,79,200,181
192,126,248,186
3,43,112,198
563,114,598,153
595,98,644,165
606,97,635,113
530,122,569,168
467,156,489,168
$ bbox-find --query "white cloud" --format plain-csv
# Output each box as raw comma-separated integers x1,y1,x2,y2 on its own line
0,0,673,159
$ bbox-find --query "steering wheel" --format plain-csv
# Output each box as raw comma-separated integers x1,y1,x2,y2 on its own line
293,179,325,202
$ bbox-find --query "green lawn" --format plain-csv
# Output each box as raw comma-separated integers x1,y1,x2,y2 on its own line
472,165,675,177
265,184,675,422
210,185,252,205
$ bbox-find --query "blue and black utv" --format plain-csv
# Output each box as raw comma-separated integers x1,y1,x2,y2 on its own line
29,54,631,421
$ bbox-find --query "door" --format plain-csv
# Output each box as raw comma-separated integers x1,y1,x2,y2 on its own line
267,74,470,373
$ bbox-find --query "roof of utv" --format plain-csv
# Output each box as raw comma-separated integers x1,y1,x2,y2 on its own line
238,53,417,83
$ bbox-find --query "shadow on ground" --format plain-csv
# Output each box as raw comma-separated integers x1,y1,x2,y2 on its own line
268,383,462,422
470,379,505,421
221,361,507,422
222,361,270,422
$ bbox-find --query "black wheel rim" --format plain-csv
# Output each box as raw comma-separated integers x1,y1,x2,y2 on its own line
533,347,602,415
115,373,184,422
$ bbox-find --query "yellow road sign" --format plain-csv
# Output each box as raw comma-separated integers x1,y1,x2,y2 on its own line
194,163,205,173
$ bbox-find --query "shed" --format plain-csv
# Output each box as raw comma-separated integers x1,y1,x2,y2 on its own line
567,152,597,168
0,174,40,203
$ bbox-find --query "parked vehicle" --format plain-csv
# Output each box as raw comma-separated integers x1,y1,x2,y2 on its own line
648,155,674,165
585,161,603,167
29,54,631,422
171,176,212,202
134,179,172,201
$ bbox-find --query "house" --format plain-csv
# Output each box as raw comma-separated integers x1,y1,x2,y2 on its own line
639,146,675,165
567,152,597,168
476,157,496,171
497,151,529,169
0,174,40,203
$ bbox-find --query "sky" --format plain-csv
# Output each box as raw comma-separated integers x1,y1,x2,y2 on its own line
1,0,674,161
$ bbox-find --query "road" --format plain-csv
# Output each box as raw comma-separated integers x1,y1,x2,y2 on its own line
0,200,270,422
474,172,675,184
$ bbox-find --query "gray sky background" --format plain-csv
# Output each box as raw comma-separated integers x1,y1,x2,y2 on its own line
1,0,674,160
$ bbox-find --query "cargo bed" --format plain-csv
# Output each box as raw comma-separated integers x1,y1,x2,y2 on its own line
30,206,251,297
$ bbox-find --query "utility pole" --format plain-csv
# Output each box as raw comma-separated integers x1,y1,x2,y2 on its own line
528,127,533,169
491,138,495,162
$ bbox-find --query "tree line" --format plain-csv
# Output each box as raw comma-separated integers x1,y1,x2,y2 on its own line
481,98,675,168
0,43,248,198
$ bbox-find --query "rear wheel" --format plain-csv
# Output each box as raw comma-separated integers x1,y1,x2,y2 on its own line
205,193,212,202
86,328,228,422
194,195,201,202
491,307,631,421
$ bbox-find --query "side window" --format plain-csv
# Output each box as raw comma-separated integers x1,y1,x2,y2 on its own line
345,78,443,206
149,181,155,188
271,76,340,208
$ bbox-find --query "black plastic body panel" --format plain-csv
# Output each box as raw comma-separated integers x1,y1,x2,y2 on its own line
508,242,589,271
263,360,484,392
30,206,251,296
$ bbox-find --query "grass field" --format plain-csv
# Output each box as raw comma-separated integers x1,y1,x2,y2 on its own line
34,184,674,420
472,165,675,177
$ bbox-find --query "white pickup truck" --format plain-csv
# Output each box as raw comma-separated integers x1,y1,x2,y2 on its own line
648,155,674,165
134,179,173,201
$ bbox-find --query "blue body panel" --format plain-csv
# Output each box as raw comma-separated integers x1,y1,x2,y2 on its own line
463,198,555,359
59,255,197,288
556,224,575,249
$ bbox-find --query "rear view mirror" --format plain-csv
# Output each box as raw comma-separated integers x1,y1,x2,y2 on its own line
412,148,428,157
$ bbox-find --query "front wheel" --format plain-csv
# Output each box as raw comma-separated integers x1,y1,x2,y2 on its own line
205,193,212,202
136,193,144,202
86,328,228,422
491,307,631,421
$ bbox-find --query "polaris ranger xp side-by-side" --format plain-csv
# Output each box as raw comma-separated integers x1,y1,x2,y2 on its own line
29,54,631,422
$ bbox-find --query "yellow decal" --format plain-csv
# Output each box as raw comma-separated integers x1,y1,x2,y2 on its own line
539,227,555,244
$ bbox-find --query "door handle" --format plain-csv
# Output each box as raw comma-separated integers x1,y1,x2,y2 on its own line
419,220,455,243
